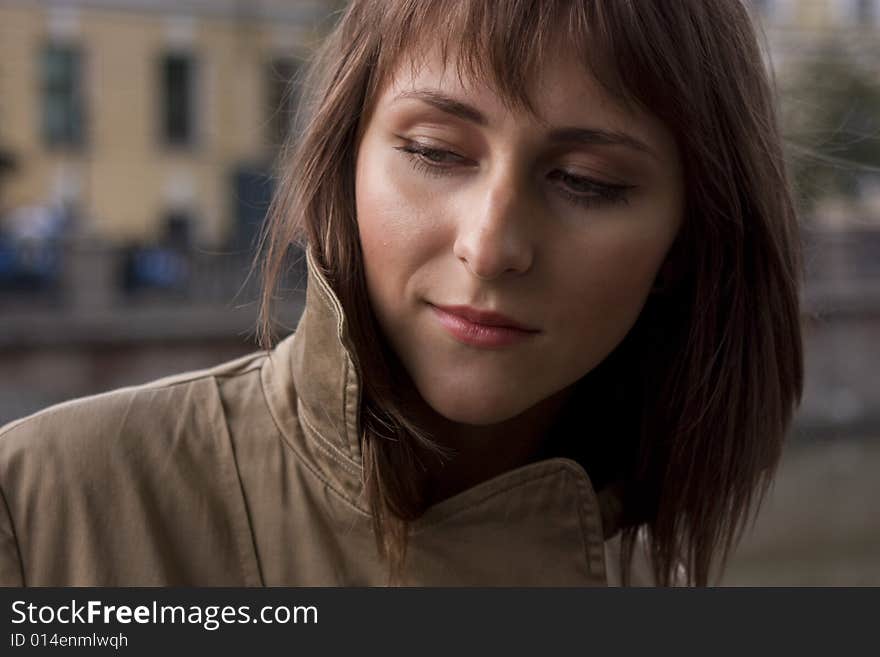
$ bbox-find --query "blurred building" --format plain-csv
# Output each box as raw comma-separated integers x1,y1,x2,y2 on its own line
752,0,880,53
0,0,335,248
753,0,880,29
749,0,880,230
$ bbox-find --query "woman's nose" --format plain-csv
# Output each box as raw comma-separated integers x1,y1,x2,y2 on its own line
452,171,535,280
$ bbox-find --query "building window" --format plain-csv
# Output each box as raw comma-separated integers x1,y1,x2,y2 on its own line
267,58,300,148
41,44,85,147
161,53,196,146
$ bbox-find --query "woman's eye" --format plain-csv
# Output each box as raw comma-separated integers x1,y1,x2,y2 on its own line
394,142,635,208
394,141,467,177
548,169,634,208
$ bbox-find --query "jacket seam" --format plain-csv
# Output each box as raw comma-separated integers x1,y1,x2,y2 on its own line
0,474,26,586
307,248,361,463
297,402,361,477
343,357,361,461
277,427,371,518
258,360,370,517
571,472,606,583
0,361,266,441
208,377,265,587
290,448,370,517
341,355,352,460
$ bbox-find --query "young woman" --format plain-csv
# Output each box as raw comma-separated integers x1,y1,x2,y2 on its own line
0,0,802,587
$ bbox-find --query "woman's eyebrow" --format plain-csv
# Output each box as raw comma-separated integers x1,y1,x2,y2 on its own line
393,89,488,126
393,89,656,159
547,127,657,160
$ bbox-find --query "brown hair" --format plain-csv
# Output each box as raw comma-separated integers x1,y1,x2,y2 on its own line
258,0,803,586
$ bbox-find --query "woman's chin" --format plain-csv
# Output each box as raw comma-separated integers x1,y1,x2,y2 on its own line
417,386,533,427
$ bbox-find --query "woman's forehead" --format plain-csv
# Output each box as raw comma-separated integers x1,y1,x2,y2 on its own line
382,44,601,113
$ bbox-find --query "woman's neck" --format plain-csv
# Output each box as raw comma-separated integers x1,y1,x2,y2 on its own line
408,386,575,507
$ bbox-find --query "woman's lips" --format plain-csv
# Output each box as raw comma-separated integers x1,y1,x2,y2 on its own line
429,303,540,348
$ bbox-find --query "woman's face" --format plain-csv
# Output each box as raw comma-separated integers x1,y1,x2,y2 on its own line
354,48,684,426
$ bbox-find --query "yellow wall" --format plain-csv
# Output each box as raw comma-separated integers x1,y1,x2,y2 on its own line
0,4,314,246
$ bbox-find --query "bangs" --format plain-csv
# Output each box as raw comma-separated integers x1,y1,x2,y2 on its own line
370,0,635,118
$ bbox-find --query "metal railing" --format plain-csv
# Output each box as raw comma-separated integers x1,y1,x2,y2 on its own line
2,229,878,316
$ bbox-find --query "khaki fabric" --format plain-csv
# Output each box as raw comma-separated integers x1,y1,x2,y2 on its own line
0,251,658,586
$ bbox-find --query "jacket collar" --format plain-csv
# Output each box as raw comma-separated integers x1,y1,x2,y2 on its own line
263,248,627,540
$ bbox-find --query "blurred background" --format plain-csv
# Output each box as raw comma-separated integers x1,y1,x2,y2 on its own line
0,0,877,585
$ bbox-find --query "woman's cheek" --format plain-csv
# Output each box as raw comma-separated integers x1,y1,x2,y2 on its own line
357,171,436,294
358,151,410,243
